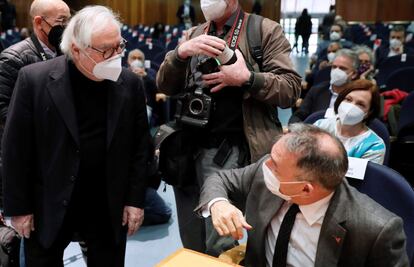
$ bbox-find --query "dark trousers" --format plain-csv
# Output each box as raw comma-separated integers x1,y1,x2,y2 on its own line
24,217,127,267
173,147,240,256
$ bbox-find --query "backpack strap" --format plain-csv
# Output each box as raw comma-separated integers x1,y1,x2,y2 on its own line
246,14,264,70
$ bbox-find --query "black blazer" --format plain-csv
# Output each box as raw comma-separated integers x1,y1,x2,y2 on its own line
289,81,331,123
375,44,414,68
2,56,150,248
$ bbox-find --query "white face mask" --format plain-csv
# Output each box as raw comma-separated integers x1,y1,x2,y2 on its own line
389,38,402,50
338,101,366,125
327,52,336,62
330,68,349,86
330,31,341,41
200,0,227,21
262,162,305,201
91,54,122,82
130,59,144,71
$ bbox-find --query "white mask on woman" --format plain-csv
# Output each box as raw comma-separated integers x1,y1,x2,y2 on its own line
338,102,366,125
262,162,305,201
200,0,227,21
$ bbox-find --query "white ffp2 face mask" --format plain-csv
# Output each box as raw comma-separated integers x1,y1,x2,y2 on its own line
92,55,123,82
330,68,349,86
262,162,305,201
200,0,227,21
338,101,366,126
389,38,402,50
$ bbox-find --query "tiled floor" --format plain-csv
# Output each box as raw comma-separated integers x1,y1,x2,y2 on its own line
62,52,309,266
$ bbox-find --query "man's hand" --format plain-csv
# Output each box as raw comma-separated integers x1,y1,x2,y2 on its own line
122,206,144,236
11,214,34,238
132,67,147,77
202,50,251,93
177,34,226,59
210,200,252,240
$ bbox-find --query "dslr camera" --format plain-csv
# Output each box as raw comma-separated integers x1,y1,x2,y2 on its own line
176,45,237,128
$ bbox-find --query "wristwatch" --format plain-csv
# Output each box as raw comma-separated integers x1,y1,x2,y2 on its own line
243,71,255,88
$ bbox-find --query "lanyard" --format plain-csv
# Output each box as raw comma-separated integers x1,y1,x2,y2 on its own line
30,34,49,61
205,8,246,50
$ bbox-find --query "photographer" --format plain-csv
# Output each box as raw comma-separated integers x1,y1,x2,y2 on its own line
156,0,301,256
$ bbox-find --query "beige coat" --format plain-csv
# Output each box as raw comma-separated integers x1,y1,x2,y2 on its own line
156,13,301,161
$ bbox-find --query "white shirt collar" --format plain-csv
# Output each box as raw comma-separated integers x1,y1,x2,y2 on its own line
329,84,337,96
298,192,334,226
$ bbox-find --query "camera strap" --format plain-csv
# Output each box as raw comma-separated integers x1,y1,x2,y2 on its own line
204,7,246,51
30,34,50,61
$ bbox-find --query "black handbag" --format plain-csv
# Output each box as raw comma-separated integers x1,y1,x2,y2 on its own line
152,122,196,188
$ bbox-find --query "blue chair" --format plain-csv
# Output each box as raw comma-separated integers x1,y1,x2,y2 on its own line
390,92,414,187
347,162,414,264
398,91,414,136
385,67,414,93
376,54,414,89
137,43,166,61
305,110,391,166
153,51,167,66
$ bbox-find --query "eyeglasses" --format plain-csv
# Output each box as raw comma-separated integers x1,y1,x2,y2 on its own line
88,39,127,60
41,16,68,27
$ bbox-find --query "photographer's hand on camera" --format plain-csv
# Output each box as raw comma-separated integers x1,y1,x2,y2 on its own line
177,34,226,59
202,50,251,93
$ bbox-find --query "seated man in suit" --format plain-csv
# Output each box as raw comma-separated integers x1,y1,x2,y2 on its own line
375,25,414,68
289,48,359,123
196,123,408,267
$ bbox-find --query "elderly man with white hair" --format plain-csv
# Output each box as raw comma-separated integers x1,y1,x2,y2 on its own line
2,5,150,266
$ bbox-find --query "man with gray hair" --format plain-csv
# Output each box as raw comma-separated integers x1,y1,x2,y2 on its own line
289,48,359,123
2,5,150,266
196,123,408,266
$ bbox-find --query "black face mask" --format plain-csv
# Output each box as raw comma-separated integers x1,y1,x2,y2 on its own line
47,25,64,54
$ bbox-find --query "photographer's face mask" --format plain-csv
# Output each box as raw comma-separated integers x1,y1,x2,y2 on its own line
201,0,228,21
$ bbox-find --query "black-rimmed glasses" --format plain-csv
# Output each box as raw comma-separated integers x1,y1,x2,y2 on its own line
89,39,127,60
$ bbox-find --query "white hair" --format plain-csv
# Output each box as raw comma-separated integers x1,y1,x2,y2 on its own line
60,5,122,59
30,0,63,17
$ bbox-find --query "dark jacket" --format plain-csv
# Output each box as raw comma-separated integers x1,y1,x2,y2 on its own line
289,81,331,123
375,44,414,68
196,157,409,267
0,37,44,125
2,56,150,248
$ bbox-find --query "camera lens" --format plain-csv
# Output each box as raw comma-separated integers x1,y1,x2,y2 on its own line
189,98,204,115
217,45,237,65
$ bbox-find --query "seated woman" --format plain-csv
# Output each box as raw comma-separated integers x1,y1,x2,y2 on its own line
314,79,386,164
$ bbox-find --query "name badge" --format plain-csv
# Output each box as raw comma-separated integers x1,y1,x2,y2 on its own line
145,60,151,69
346,157,368,180
324,108,336,118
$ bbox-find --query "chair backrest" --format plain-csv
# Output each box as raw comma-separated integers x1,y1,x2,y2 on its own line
385,67,414,93
304,110,325,124
347,162,414,264
367,119,390,166
313,66,332,86
305,111,390,165
376,54,414,88
398,91,414,135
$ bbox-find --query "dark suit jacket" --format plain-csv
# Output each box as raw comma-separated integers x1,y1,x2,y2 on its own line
375,44,414,68
289,81,331,123
2,56,151,248
197,157,409,267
